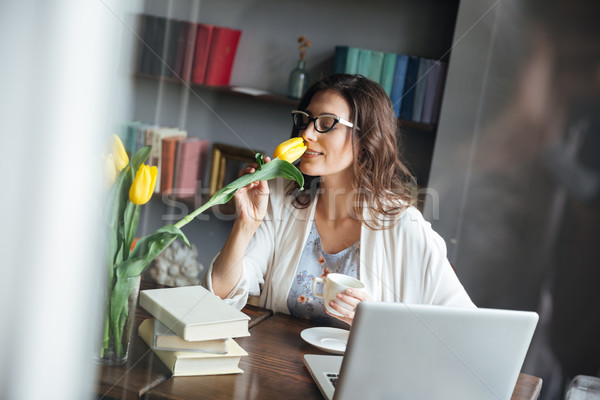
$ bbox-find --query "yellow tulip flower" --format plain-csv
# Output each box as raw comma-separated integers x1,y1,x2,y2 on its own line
111,134,129,172
103,153,117,187
273,137,307,163
129,164,157,205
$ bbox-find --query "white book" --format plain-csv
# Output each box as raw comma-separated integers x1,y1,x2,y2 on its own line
139,319,247,376
139,285,250,341
153,319,228,353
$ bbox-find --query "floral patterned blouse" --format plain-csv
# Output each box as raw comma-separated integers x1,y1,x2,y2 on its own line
286,221,360,323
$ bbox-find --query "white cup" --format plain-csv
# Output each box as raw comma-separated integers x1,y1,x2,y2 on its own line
312,273,365,316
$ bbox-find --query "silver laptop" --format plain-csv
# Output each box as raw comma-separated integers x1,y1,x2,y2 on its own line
304,302,538,400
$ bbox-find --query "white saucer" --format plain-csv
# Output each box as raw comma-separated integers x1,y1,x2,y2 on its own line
300,327,349,355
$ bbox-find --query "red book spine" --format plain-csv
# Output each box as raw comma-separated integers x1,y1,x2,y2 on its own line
191,24,214,85
181,23,198,82
204,27,242,86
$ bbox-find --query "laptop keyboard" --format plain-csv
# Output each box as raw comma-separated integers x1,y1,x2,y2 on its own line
326,373,339,388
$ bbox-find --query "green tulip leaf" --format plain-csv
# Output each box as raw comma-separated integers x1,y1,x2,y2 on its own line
109,275,139,357
130,146,151,171
115,225,190,278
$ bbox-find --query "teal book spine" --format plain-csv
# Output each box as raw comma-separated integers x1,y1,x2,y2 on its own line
356,48,372,77
366,50,384,83
380,52,397,97
345,47,360,74
334,46,349,74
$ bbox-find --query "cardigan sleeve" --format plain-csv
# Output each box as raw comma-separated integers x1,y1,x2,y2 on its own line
399,207,476,308
202,184,277,310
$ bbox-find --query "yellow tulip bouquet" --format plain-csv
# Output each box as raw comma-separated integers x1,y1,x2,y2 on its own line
98,135,306,364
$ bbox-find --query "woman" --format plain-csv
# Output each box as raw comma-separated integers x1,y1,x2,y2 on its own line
204,74,474,325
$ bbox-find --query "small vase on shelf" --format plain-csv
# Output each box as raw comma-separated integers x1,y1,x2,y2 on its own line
288,36,311,100
288,59,309,100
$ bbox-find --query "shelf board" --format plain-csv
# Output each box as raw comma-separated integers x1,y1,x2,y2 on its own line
399,119,437,133
135,73,299,107
136,73,436,132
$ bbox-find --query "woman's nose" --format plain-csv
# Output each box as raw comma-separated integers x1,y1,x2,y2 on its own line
301,124,318,142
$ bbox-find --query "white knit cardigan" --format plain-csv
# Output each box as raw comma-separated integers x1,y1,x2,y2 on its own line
203,178,475,312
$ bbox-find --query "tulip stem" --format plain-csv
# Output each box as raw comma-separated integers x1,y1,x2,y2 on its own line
173,195,219,230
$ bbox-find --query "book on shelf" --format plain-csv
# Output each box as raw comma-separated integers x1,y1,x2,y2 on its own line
135,123,157,154
398,56,421,120
411,58,433,122
173,21,190,79
390,54,409,117
162,18,180,77
345,47,360,74
181,22,198,82
119,121,142,157
139,15,168,76
356,48,371,78
191,23,214,84
333,46,349,74
159,135,185,195
149,127,186,194
139,319,247,376
421,60,448,124
366,50,384,83
380,52,397,97
138,15,159,75
172,138,210,200
139,285,250,341
204,26,242,86
152,319,228,353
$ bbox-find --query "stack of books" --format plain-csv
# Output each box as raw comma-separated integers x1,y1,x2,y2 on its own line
137,14,242,86
118,122,210,202
138,285,250,376
334,46,448,124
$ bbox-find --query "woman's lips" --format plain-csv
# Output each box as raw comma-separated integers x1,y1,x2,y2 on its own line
302,150,322,158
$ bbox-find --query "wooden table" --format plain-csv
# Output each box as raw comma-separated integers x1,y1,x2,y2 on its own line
96,289,542,399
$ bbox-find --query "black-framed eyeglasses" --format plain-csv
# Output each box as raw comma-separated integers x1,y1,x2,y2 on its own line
291,110,359,133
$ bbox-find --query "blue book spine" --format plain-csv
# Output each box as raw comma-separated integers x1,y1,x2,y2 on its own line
390,54,409,117
411,58,432,122
398,56,421,120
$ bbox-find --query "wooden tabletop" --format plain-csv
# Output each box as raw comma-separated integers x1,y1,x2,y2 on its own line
96,280,541,400
142,313,542,400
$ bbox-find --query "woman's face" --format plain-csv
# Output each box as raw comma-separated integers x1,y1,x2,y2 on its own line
298,90,356,180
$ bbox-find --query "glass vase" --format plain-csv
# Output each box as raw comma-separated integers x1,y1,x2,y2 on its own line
95,274,141,366
288,59,309,99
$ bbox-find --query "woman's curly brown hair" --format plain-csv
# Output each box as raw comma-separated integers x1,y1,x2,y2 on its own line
286,73,416,229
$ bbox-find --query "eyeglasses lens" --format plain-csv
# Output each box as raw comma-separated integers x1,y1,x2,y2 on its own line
293,113,309,129
315,116,336,132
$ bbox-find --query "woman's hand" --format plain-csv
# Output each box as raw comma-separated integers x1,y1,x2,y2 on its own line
233,156,271,229
326,288,372,326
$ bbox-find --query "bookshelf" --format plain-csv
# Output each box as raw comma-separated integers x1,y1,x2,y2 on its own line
136,73,438,132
